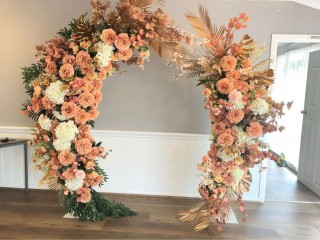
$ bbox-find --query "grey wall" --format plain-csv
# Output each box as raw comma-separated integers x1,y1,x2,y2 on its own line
1,0,320,134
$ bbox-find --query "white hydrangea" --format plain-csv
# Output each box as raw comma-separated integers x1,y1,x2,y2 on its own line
38,114,52,131
231,167,244,183
228,100,246,110
217,147,239,162
233,126,255,145
65,178,83,191
251,98,269,115
53,139,71,151
55,120,79,142
95,42,114,67
52,110,67,121
45,81,68,104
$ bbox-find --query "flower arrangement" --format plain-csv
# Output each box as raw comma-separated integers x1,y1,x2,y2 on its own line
21,0,184,221
177,6,291,235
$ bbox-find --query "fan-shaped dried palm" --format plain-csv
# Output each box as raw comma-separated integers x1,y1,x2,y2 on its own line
48,177,64,191
130,0,164,9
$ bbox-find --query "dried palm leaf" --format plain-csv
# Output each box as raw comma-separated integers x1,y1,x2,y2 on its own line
185,10,212,39
47,177,64,191
250,42,267,62
130,0,164,9
252,59,271,70
149,39,189,62
198,4,213,34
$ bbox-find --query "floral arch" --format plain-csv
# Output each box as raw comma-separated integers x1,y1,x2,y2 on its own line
22,0,289,236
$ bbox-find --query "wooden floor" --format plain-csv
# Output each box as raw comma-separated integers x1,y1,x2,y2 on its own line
1,163,320,239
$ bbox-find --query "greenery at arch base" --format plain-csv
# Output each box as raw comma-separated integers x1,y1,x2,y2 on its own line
22,0,290,235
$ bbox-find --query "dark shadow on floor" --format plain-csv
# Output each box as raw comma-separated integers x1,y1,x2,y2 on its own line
265,160,320,202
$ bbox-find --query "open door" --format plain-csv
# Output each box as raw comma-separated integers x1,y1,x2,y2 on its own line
298,50,320,196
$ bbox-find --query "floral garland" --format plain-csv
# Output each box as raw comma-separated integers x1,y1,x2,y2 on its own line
22,0,184,221
177,7,291,235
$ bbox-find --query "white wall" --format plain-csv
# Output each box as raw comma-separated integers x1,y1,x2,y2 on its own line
0,127,265,201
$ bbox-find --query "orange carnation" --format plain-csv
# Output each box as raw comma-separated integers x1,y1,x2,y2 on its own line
74,109,89,125
75,138,92,155
226,109,245,124
61,101,78,119
220,55,237,72
58,150,76,166
59,63,74,80
79,92,95,108
246,122,263,138
115,33,131,51
216,78,234,94
217,132,234,146
75,50,91,68
100,28,117,45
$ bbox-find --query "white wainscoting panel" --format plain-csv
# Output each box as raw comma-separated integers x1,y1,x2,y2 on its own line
0,126,265,201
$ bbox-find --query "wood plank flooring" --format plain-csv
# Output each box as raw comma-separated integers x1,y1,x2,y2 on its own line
1,161,320,239
0,187,320,239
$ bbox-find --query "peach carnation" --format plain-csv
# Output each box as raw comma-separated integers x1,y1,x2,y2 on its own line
59,63,74,80
79,92,95,108
118,49,133,61
217,132,234,146
100,28,117,45
227,70,240,81
87,108,99,120
45,61,57,75
61,101,78,119
246,122,263,138
220,55,237,72
94,91,103,105
41,96,54,110
75,170,86,180
203,88,212,97
76,187,92,203
58,150,76,166
62,55,75,65
115,33,131,51
75,138,92,155
75,50,91,68
216,78,234,94
226,109,244,124
235,81,249,93
212,122,226,135
242,59,252,68
74,109,89,125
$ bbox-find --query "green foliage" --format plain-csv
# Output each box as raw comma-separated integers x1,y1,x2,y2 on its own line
21,99,44,121
87,120,95,128
21,63,43,95
59,189,136,221
94,160,109,186
57,17,78,39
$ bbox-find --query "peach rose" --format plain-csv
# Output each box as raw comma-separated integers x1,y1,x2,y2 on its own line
75,138,92,155
212,122,226,135
59,63,74,80
75,170,86,180
45,61,57,75
220,55,237,72
246,122,263,138
74,109,89,125
228,89,242,102
61,101,78,119
115,33,131,51
203,88,212,97
58,150,76,166
242,59,252,68
217,132,234,146
227,70,240,81
76,187,91,203
79,91,95,108
226,109,244,124
86,161,96,170
235,81,249,93
117,49,133,61
100,28,117,45
92,80,103,94
94,91,103,105
75,50,91,68
216,78,234,94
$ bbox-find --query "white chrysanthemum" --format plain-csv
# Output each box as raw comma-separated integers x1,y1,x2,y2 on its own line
38,114,52,131
55,120,79,142
53,139,71,151
233,126,255,145
45,81,68,104
52,110,67,121
231,167,244,183
65,178,83,191
251,98,269,115
95,42,114,67
217,147,239,162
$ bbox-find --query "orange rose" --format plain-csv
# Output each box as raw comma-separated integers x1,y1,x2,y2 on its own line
220,55,237,72
226,109,244,124
58,150,76,166
115,33,131,51
216,78,234,94
59,63,74,80
100,28,117,45
75,138,92,155
217,133,234,146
